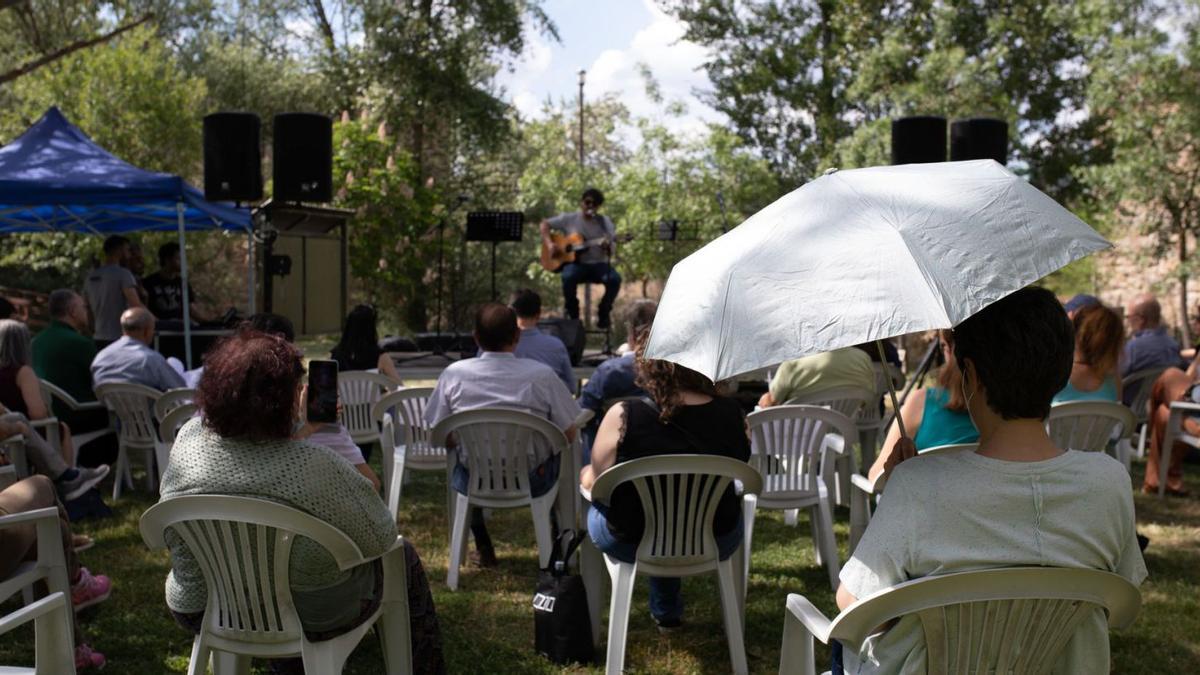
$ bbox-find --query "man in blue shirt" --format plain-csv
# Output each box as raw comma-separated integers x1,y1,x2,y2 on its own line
510,289,576,392
91,308,186,392
1121,294,1185,405
578,299,657,462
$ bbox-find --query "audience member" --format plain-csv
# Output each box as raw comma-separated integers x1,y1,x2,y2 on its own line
0,319,81,465
160,329,444,672
869,332,978,481
0,296,14,320
840,287,1145,674
1054,303,1124,403
758,345,875,408
508,288,575,391
425,303,581,567
91,308,186,391
84,235,143,349
581,346,751,630
1142,367,1195,496
32,290,116,467
579,300,656,460
0,475,111,670
1063,293,1100,319
330,304,402,382
247,312,381,491
1120,294,1183,403
141,243,212,323
0,411,108,500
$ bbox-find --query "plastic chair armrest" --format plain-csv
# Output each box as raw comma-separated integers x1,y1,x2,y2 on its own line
0,506,60,528
579,485,593,503
1167,401,1200,414
574,409,595,428
73,400,105,412
0,591,67,633
786,593,833,643
822,433,847,456
850,473,878,496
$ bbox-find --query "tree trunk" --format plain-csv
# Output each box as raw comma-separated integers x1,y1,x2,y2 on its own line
1181,226,1191,346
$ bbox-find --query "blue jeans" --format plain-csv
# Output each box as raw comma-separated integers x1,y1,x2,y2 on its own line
587,503,744,623
560,262,621,323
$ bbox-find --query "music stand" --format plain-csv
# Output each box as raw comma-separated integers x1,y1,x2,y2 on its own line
466,211,524,300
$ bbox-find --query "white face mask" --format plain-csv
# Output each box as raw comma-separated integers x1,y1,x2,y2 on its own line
961,366,977,427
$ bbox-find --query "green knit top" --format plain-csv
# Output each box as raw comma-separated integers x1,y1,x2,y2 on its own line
159,417,397,615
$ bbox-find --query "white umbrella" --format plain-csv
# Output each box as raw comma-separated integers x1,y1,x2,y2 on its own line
645,159,1109,392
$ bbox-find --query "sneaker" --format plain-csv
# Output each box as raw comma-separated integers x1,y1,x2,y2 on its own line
74,643,106,670
654,616,682,633
72,567,112,610
57,465,111,502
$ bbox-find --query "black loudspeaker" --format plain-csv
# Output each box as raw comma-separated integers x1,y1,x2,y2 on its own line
414,332,476,354
273,113,333,203
890,116,947,165
203,112,262,202
538,318,586,366
950,118,1008,164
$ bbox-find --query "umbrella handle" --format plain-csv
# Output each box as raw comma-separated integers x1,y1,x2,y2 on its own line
876,340,908,439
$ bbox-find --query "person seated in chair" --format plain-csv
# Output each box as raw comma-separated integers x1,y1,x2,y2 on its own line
90,308,185,391
581,346,750,630
1054,302,1124,403
330,304,403,382
838,287,1146,674
509,288,575,392
1120,293,1184,405
757,345,876,408
424,303,581,567
578,299,657,462
540,187,622,329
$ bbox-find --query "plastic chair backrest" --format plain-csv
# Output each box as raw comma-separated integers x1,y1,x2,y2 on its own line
746,405,858,499
1047,401,1135,453
154,387,197,422
590,454,763,572
95,382,162,448
158,403,198,444
429,408,569,501
140,495,366,646
0,506,73,671
826,567,1141,670
39,378,82,411
1123,367,1166,423
338,371,398,445
372,387,440,466
785,385,872,421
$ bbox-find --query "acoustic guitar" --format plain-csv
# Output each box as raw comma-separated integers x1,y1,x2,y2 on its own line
539,231,634,273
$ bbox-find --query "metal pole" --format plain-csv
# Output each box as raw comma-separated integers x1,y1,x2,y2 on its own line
176,201,193,369
246,229,256,314
578,70,586,174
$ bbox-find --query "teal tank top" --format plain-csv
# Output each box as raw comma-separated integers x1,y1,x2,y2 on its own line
913,387,980,451
1052,376,1118,404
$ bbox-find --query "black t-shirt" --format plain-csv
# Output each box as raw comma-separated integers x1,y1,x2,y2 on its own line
605,396,751,541
331,344,383,372
142,272,194,321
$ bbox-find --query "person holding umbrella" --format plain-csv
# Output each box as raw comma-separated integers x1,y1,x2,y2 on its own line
838,288,1146,673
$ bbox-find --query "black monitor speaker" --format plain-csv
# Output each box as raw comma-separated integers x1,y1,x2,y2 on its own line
950,118,1008,165
890,116,947,165
203,112,263,202
538,318,586,366
273,113,333,203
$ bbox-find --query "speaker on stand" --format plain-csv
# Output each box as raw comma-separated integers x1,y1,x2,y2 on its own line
950,118,1008,164
203,112,263,202
272,113,333,203
890,116,947,165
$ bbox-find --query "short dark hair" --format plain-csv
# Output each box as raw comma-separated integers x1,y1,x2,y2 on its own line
102,235,130,256
197,329,305,441
244,312,296,343
474,303,519,351
47,290,78,320
0,297,13,320
510,289,542,319
158,242,181,265
581,187,604,206
624,299,657,344
952,286,1072,420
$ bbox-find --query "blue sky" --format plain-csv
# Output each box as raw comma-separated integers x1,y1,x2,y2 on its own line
496,0,724,136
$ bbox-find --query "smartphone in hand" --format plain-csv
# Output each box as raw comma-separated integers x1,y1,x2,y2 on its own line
306,360,339,424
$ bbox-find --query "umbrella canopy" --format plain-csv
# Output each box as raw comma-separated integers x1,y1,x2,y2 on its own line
0,107,249,233
645,160,1110,382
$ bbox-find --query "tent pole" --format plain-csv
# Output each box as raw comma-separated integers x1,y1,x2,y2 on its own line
247,228,256,314
177,201,193,369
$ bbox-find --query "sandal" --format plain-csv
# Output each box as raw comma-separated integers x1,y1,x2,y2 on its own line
72,534,95,553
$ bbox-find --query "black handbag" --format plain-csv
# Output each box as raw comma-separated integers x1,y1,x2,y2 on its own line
533,529,595,665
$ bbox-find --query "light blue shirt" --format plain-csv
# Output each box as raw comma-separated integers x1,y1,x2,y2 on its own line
424,351,580,433
515,327,575,392
91,335,187,391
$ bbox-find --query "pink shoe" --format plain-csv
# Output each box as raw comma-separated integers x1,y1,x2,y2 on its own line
75,643,106,670
71,567,111,610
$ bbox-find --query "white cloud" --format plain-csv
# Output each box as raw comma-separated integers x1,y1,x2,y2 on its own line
500,25,555,118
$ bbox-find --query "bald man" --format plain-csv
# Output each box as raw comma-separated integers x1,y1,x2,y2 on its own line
90,307,186,391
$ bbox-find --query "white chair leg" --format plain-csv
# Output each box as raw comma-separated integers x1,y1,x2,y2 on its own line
604,558,637,675
211,650,251,675
144,448,157,492
778,597,818,675
379,540,413,675
300,642,349,675
186,636,211,675
783,508,799,526
740,495,757,610
809,505,824,568
849,486,869,553
816,497,840,590
531,496,555,569
111,448,126,500
716,558,749,675
447,493,470,590
580,536,606,649
1137,424,1148,458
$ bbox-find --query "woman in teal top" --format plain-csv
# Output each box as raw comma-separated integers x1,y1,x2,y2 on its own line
1053,303,1123,404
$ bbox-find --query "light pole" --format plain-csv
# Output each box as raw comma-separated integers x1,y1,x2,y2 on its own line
577,69,586,178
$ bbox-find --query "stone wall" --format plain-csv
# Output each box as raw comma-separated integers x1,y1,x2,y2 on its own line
1094,224,1199,341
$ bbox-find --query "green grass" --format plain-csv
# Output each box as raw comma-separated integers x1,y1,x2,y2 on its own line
2,456,1199,673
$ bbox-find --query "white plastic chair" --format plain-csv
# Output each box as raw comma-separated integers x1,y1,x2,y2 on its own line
848,443,977,552
39,379,111,450
1,433,28,489
430,408,570,590
1123,366,1166,457
590,454,763,675
857,364,904,469
0,505,75,675
154,387,197,422
372,387,441,517
785,386,872,506
1047,400,1136,470
339,371,399,448
139,495,412,675
155,403,198,482
94,382,162,499
745,405,852,591
778,567,1141,675
1156,400,1200,499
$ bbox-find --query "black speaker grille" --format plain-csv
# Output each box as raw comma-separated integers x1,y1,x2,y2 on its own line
273,113,333,203
890,116,947,165
950,118,1008,164
203,112,262,202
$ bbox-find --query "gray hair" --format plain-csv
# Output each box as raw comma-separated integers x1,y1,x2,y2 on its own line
120,308,154,334
0,319,32,369
47,289,80,319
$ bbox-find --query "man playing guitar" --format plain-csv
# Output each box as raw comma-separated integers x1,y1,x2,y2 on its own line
539,187,623,329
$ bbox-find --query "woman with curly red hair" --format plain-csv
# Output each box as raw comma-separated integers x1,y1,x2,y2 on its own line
580,347,750,630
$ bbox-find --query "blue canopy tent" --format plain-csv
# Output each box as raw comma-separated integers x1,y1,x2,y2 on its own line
0,107,254,366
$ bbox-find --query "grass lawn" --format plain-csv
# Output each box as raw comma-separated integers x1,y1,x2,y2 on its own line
2,452,1198,674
